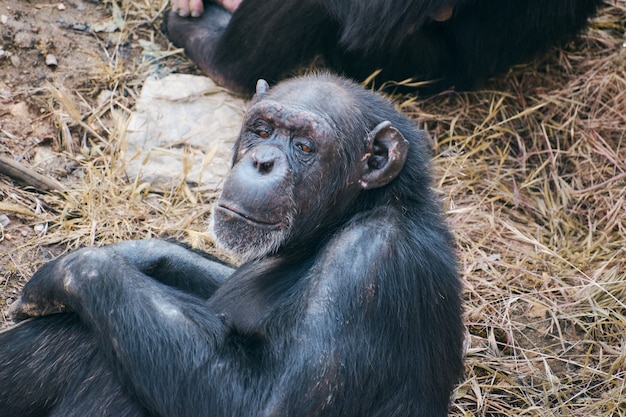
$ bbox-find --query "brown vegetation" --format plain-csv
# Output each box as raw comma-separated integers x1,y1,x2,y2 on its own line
0,1,624,415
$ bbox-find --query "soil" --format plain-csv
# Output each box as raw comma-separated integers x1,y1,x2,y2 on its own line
0,0,154,324
0,0,106,144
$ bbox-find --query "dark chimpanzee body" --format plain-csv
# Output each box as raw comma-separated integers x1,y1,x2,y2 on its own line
166,0,603,95
0,73,464,417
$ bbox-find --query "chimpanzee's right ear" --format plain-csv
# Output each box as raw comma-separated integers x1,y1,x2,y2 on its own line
253,79,269,101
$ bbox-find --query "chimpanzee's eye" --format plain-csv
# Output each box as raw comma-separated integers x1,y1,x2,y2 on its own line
295,141,315,154
297,143,313,153
251,120,272,138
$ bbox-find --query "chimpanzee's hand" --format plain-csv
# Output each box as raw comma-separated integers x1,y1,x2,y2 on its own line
9,247,111,321
171,0,204,17
171,0,242,17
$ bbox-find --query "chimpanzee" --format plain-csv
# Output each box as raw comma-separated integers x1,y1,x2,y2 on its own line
0,73,464,417
166,0,603,95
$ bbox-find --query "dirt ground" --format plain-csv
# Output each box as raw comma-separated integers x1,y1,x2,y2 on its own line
1,0,116,158
1,1,626,416
0,0,109,306
0,0,189,309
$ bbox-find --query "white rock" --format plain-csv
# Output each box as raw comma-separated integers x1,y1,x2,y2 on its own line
0,214,10,227
45,53,58,67
124,74,246,190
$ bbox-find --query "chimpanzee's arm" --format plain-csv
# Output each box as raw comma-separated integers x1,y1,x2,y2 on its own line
10,248,231,415
106,239,233,298
9,241,232,321
10,248,264,416
9,211,461,417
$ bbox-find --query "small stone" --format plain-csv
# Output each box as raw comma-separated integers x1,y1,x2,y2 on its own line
0,15,8,25
9,101,29,119
45,53,58,67
96,89,115,106
34,223,48,234
0,86,13,104
14,31,36,49
0,214,10,227
57,3,66,10
1,88,14,101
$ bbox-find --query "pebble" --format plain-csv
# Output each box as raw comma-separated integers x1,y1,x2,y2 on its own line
96,89,115,106
0,88,10,102
57,3,66,11
0,214,10,227
46,54,58,67
34,223,47,235
14,31,36,49
0,15,8,25
9,102,29,119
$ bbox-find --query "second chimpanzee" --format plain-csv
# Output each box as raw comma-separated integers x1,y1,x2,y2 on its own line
0,73,464,417
167,0,603,95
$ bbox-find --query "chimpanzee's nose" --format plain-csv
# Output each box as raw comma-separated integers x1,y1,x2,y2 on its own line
251,146,282,175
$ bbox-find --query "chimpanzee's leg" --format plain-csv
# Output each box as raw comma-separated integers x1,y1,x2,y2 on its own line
167,0,337,95
166,3,232,86
0,314,149,417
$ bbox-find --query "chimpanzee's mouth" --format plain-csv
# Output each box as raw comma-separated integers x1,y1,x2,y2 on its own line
215,204,283,230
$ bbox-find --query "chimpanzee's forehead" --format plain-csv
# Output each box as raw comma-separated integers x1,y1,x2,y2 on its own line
245,101,335,134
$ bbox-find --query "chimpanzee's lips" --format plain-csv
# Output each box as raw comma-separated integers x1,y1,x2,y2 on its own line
215,204,282,229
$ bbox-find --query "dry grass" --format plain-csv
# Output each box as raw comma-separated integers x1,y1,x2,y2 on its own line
404,3,626,415
1,0,626,415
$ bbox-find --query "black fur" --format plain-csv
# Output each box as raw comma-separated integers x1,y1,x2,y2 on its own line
0,73,464,417
166,0,603,95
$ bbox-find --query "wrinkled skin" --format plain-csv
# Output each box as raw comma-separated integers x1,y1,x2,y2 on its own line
0,73,464,417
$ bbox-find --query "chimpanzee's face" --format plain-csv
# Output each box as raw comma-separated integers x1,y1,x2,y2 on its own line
211,100,362,261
